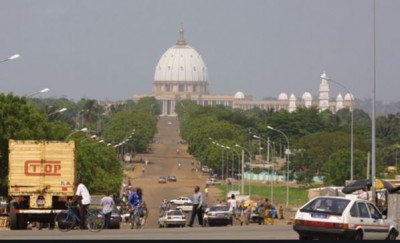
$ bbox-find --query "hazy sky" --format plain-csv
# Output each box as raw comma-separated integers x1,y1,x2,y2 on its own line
1,0,399,103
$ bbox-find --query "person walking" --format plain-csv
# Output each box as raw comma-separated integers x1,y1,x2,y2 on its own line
243,200,255,225
279,205,284,219
100,192,115,229
227,194,243,226
128,187,145,229
263,198,274,225
72,178,91,229
187,185,204,227
256,199,265,225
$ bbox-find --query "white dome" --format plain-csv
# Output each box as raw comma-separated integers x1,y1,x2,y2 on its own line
344,93,354,101
289,93,296,101
302,92,312,100
234,91,245,99
154,27,208,82
278,92,288,100
336,93,343,101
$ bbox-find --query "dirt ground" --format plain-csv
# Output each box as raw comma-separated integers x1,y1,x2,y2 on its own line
121,116,227,229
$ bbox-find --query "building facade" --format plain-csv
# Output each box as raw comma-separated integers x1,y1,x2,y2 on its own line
133,27,352,116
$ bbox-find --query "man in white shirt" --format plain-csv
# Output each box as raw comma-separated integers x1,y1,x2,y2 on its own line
227,194,243,226
72,178,91,229
101,192,114,229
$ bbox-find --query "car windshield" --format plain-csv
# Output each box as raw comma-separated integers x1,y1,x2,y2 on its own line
168,210,183,216
209,205,229,212
300,197,350,216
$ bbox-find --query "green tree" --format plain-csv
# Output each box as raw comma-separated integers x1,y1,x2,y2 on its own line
0,94,51,194
322,148,368,186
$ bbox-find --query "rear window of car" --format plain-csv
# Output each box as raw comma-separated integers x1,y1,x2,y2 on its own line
210,206,229,211
168,210,183,216
300,197,350,216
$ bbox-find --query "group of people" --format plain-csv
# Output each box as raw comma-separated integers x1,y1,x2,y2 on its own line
71,178,148,230
72,178,283,230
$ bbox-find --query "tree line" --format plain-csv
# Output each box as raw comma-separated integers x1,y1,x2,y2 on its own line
175,99,400,186
0,93,159,196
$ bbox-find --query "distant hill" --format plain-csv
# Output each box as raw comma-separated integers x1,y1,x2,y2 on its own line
355,99,400,117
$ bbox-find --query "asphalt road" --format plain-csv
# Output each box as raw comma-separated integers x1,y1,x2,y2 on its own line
0,224,299,240
125,116,226,229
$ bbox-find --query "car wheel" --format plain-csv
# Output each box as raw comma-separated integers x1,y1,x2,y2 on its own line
299,235,313,240
387,229,398,240
353,230,363,240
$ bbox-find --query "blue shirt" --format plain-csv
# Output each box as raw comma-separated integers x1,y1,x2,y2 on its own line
128,192,142,207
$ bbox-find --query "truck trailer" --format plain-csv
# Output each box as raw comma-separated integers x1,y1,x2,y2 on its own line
7,139,77,230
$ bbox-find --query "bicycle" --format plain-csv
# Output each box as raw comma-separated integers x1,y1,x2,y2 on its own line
54,202,105,232
129,204,146,229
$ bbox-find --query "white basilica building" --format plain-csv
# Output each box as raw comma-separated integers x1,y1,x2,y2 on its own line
133,27,352,116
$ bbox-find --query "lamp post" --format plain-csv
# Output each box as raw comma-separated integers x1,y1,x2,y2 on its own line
371,0,377,204
0,54,20,64
65,127,88,141
230,147,242,193
253,134,275,204
27,88,50,97
235,144,251,196
395,145,400,173
48,107,67,117
267,126,290,210
320,73,354,181
225,146,236,191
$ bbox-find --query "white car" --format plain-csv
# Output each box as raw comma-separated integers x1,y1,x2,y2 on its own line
175,202,193,212
158,209,186,228
203,204,232,227
293,196,399,240
169,196,192,205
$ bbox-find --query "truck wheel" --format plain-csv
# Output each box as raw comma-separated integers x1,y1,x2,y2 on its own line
17,214,27,229
9,202,18,230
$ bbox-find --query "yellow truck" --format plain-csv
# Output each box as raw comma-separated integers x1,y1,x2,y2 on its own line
7,140,77,230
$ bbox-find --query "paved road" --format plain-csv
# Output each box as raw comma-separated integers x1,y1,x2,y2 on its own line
125,116,224,229
0,224,299,240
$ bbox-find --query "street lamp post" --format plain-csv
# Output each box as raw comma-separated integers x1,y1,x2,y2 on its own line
27,88,50,97
267,126,290,210
65,127,88,141
0,54,20,64
230,147,241,193
253,134,275,205
48,107,67,117
235,144,251,196
320,73,354,181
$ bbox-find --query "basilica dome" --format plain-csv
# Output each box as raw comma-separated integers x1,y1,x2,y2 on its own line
278,92,288,100
234,91,245,99
154,27,208,82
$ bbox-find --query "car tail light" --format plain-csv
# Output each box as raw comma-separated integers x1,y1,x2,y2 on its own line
295,220,348,229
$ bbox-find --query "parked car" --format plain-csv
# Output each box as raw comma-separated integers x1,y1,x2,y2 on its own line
158,209,187,228
167,175,177,182
203,204,232,227
175,202,193,212
293,196,399,240
206,178,221,185
158,176,167,183
169,196,192,205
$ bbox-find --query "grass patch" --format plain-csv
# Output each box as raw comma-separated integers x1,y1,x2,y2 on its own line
216,181,309,209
